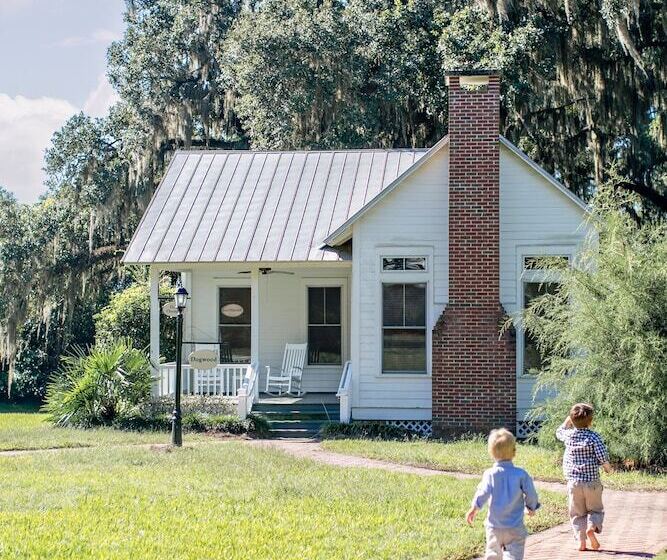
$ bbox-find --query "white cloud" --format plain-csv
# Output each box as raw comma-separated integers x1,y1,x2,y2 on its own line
0,94,77,202
55,28,121,48
0,0,35,16
83,74,120,117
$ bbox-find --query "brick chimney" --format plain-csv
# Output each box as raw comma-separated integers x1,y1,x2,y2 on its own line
431,70,516,437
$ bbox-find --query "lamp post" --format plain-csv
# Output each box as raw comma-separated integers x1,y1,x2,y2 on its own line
171,281,189,447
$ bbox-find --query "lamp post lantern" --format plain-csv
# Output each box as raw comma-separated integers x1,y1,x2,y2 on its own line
171,281,189,447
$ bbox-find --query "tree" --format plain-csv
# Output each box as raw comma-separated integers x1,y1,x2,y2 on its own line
520,190,667,466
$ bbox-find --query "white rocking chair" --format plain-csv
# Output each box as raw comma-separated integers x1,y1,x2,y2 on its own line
265,343,307,396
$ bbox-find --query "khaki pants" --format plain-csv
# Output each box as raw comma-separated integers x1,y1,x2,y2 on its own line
567,480,604,541
484,526,528,560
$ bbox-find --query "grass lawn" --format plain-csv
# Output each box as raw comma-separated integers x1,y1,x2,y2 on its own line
0,441,566,560
0,402,205,451
321,438,667,492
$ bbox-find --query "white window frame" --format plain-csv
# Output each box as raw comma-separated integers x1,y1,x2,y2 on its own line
377,247,433,377
301,277,348,369
516,246,573,378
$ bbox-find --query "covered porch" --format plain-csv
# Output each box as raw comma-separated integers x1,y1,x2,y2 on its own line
149,263,352,421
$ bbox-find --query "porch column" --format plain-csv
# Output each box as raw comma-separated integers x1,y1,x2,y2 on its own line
251,268,260,365
149,266,160,395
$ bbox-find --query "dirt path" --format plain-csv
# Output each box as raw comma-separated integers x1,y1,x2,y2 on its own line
247,439,667,559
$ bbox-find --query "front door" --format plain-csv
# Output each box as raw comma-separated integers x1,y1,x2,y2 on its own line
218,287,252,364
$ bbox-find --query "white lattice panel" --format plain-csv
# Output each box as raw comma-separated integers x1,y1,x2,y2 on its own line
388,420,433,437
516,420,541,440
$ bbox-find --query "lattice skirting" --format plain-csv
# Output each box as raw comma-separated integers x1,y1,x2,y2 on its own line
387,420,433,437
516,420,542,440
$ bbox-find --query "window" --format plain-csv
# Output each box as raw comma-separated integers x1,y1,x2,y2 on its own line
523,255,569,270
382,257,426,271
307,287,341,365
218,287,251,364
382,283,426,373
522,282,559,374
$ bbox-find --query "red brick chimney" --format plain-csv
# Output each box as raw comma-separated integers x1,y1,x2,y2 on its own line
431,70,516,437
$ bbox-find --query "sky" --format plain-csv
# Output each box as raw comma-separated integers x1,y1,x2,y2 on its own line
0,0,127,202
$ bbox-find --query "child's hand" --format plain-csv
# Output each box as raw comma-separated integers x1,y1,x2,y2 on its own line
465,507,478,526
526,508,536,517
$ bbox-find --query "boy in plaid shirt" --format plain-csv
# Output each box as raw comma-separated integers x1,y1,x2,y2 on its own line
556,403,613,552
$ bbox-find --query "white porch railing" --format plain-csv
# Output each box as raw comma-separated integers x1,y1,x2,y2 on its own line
336,360,352,424
156,363,251,398
237,362,259,420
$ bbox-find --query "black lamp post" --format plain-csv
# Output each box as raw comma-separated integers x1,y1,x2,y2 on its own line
171,281,189,447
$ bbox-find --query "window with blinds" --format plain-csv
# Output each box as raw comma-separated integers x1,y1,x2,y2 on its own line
382,283,426,373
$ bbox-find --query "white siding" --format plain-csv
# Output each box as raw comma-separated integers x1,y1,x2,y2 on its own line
499,146,589,418
188,264,350,393
351,143,588,421
351,148,449,419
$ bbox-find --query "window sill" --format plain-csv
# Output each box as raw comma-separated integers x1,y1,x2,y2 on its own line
377,372,431,379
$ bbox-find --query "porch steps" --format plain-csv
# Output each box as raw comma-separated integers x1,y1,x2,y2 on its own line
252,402,339,439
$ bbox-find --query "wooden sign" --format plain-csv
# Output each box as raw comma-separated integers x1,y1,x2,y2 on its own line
189,350,217,370
162,301,179,317
221,303,244,318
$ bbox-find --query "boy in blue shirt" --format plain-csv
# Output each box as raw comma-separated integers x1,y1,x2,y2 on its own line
556,403,613,552
466,428,540,560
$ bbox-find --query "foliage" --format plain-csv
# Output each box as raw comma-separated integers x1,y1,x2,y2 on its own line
321,438,667,491
146,394,237,417
94,279,177,362
518,190,667,466
320,421,414,440
0,443,567,558
43,339,152,427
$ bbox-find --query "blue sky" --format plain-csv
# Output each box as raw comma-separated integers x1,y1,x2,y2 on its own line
0,0,127,202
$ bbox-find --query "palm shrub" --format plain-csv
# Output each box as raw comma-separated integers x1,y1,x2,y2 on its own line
44,338,152,427
519,189,667,466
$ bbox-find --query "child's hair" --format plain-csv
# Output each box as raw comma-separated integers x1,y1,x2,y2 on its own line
487,428,516,461
569,402,594,428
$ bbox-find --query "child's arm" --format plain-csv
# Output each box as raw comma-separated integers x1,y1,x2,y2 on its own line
556,416,574,442
521,473,541,514
466,472,492,526
593,434,612,473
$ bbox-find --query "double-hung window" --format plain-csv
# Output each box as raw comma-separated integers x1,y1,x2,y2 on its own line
521,255,568,374
307,287,341,365
382,283,427,374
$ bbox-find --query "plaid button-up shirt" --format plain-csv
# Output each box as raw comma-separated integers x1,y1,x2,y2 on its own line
556,425,610,482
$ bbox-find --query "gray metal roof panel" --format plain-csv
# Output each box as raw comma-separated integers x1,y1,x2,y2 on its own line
122,148,429,264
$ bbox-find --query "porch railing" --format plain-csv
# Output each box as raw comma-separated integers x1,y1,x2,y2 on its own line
237,362,259,420
156,363,251,398
336,361,352,424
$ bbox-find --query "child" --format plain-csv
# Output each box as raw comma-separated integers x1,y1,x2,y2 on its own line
466,428,540,560
556,403,613,552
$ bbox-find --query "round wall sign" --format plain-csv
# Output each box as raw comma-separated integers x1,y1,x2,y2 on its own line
221,303,244,318
189,350,218,371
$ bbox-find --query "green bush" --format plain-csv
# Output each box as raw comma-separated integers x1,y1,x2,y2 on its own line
320,421,414,440
146,395,237,417
114,411,269,436
520,190,667,466
43,339,152,427
94,281,176,362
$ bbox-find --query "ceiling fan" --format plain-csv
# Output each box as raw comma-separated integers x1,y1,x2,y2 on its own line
234,267,295,276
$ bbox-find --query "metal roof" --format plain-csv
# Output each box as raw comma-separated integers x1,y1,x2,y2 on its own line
122,148,428,263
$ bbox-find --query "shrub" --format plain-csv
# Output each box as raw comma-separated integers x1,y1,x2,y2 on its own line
146,395,237,417
114,411,269,436
320,421,414,440
519,190,667,466
94,281,176,362
43,339,152,427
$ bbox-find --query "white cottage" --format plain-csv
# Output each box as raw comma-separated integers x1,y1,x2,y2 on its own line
123,71,589,437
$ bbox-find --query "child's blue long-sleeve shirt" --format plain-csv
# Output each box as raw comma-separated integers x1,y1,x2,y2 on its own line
471,460,540,529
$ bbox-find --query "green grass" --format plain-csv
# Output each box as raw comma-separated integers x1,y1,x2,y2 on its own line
321,438,667,492
0,403,205,451
0,442,565,559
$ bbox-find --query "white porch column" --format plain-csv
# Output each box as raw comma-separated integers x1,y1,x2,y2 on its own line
149,266,160,396
251,268,260,365
180,270,193,349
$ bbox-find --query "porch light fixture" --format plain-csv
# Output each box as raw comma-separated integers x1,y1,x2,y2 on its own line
171,279,189,447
